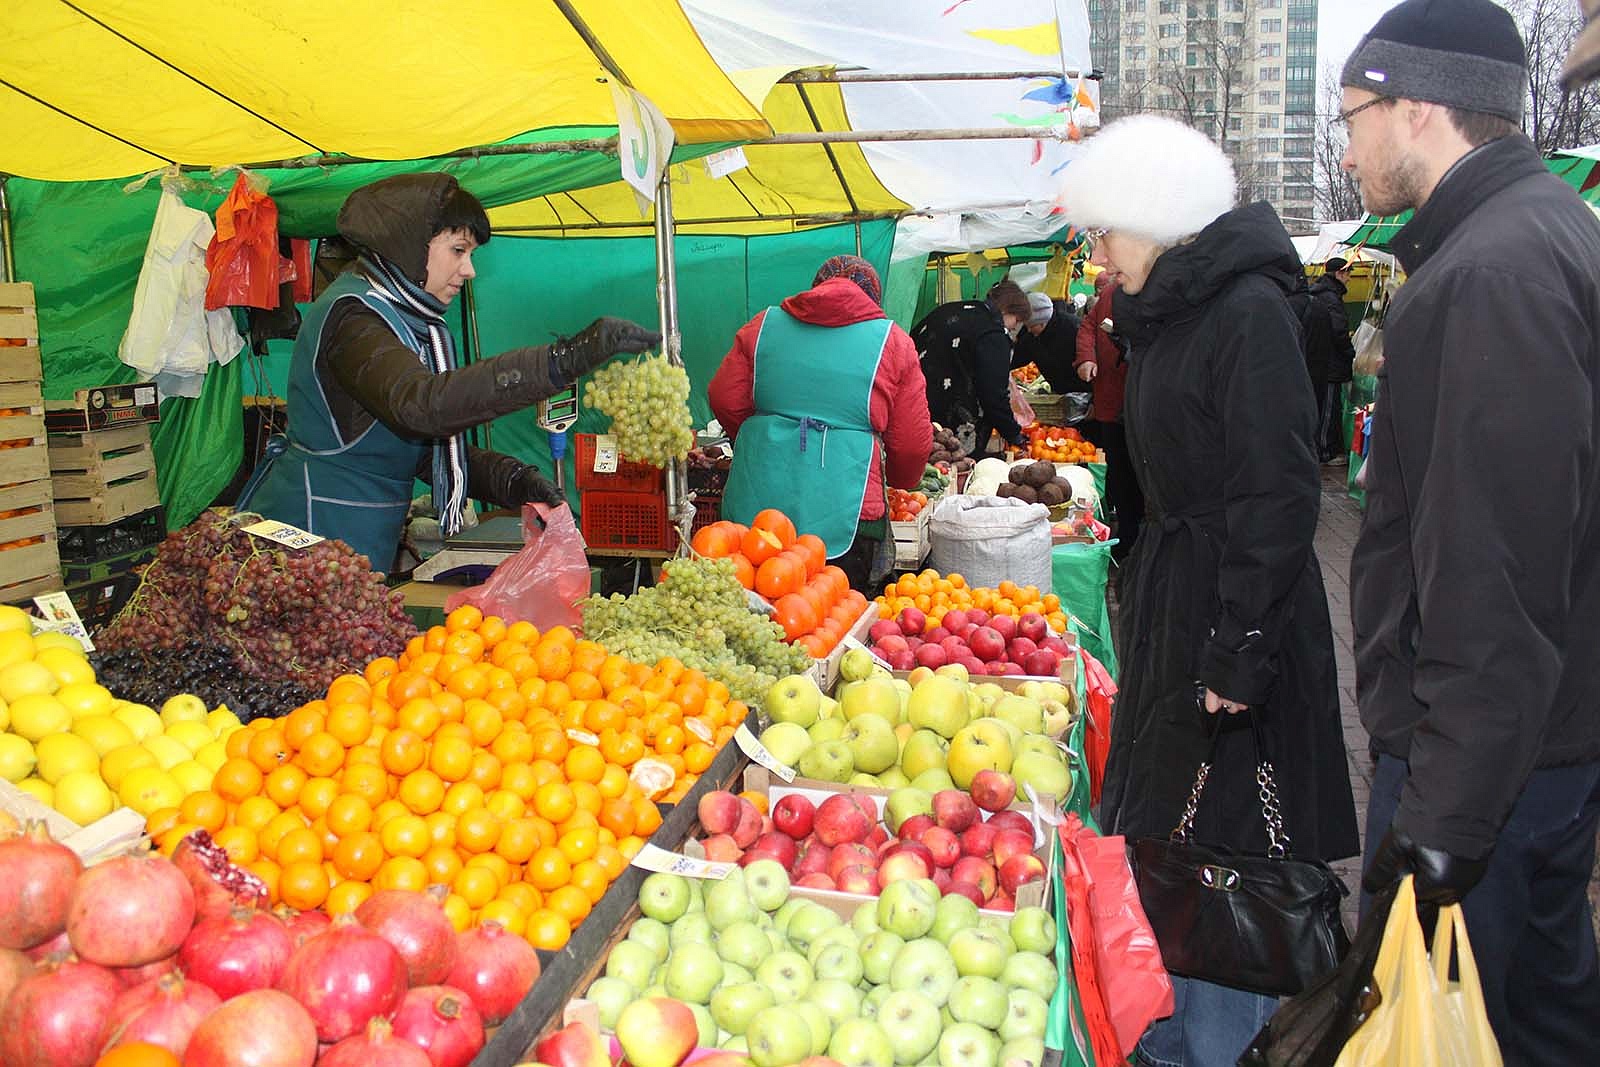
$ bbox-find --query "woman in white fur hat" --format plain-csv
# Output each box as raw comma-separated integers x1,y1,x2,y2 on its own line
1059,116,1358,1067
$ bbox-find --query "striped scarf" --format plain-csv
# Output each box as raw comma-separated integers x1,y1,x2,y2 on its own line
358,254,469,538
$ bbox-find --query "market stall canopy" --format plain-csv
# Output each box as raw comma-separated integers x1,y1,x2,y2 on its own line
1343,145,1600,252
0,0,767,181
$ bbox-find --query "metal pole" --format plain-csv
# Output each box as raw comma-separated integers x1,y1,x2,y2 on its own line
751,127,1073,144
122,137,622,176
653,170,692,545
779,69,1092,84
493,209,907,233
0,178,14,283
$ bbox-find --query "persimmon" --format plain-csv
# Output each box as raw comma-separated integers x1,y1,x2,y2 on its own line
690,521,742,559
740,526,785,566
730,554,756,589
751,508,797,548
772,593,820,641
755,553,806,600
791,534,827,577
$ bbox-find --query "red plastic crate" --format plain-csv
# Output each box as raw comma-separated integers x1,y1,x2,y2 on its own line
669,495,722,551
574,433,664,493
579,489,672,552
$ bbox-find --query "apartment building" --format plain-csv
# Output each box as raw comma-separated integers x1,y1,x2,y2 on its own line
1086,0,1319,232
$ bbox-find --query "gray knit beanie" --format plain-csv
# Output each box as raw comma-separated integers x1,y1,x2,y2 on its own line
1340,0,1527,124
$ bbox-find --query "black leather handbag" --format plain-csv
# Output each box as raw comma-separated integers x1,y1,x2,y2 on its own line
1131,711,1350,997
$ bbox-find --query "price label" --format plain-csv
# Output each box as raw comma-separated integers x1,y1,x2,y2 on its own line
704,146,750,179
593,434,620,474
840,635,892,672
31,592,94,652
630,843,734,880
242,519,325,550
735,723,795,783
684,718,714,744
566,729,600,747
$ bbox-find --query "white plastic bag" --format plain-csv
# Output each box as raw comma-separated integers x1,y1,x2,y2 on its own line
929,495,1053,592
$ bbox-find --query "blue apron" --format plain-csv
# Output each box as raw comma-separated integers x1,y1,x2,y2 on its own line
237,271,431,570
721,310,890,558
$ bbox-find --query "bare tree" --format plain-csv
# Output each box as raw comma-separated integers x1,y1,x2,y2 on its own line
1508,0,1600,152
1314,65,1363,222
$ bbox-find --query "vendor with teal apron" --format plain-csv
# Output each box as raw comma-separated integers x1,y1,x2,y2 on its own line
709,256,932,591
237,174,659,572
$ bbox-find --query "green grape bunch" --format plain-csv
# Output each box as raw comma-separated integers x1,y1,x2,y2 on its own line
582,352,696,467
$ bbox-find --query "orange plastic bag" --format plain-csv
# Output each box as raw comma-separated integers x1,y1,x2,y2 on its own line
205,173,283,310
445,503,589,630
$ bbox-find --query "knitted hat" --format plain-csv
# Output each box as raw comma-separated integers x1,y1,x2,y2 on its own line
1027,292,1054,327
1325,256,1350,273
1564,0,1600,90
1340,0,1527,124
813,255,882,306
1057,115,1236,247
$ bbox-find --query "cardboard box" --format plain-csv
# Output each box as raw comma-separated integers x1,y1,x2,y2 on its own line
44,383,161,433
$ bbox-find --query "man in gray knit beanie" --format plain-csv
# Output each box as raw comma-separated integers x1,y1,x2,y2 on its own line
1344,2,1600,1064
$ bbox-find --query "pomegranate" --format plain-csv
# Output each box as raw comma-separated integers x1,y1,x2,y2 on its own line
443,921,541,1025
171,831,269,923
0,953,120,1067
183,988,317,1067
355,888,457,986
279,914,406,1043
0,946,35,1005
318,1017,431,1067
67,851,195,967
275,906,331,949
101,971,222,1057
115,953,181,989
0,820,84,950
389,986,484,1067
24,928,70,961
179,906,292,1000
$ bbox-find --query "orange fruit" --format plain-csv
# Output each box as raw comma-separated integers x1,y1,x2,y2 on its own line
379,813,430,858
423,845,464,886
331,831,384,881
440,781,485,816
429,736,474,783
598,797,637,838
258,810,308,858
263,764,310,810
365,656,400,686
95,1042,182,1067
533,782,576,824
490,728,535,766
525,908,570,951
526,846,572,891
546,884,591,927
564,746,604,784
529,728,569,764
594,844,626,880
381,729,427,775
325,703,373,747
465,751,503,791
297,777,341,821
212,825,260,865
499,763,539,802
325,794,374,837
275,827,325,867
339,762,389,807
494,818,540,864
485,789,525,822
373,855,429,893
178,791,227,834
279,860,330,910
281,706,326,750
558,825,598,865
397,698,443,740
247,727,291,773
424,810,457,849
570,858,610,904
234,794,280,831
452,865,500,909
446,604,484,632
213,758,264,803
399,769,446,815
456,808,503,854
325,879,373,916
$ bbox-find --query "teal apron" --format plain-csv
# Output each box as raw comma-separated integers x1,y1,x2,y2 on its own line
721,310,890,558
236,271,430,570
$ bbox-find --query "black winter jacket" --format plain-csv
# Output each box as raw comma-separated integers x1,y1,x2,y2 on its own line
1351,135,1600,859
1011,301,1082,394
1303,274,1355,385
1101,202,1358,860
910,300,1023,452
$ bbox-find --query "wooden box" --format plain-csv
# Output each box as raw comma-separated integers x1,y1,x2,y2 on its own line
49,424,161,525
44,382,161,433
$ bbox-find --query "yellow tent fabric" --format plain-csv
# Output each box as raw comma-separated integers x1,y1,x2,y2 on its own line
0,0,767,181
488,78,909,235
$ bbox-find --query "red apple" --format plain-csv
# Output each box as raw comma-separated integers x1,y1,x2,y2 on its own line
985,661,1011,677
940,636,969,659
914,644,948,669
966,608,990,627
1017,613,1049,643
876,634,910,656
923,626,951,644
989,614,1018,642
941,609,969,633
835,866,878,895
773,794,816,840
988,890,1015,911
946,880,986,905
876,850,933,890
814,794,877,847
828,842,878,882
898,607,927,635
865,824,890,850
797,873,836,890
870,620,902,644
534,1021,610,1067
1005,663,1027,676
931,867,953,892
986,810,1034,838
999,853,1047,895
1041,636,1075,656
916,825,961,868
742,831,799,871
933,789,980,833
1022,650,1060,678
956,623,980,640
967,627,1005,663
702,834,742,863
889,839,935,870
960,820,999,858
991,829,1036,869
970,770,1018,812
951,856,998,899
897,813,935,841
698,790,742,835
732,799,764,848
956,654,987,675
1006,637,1039,663
886,650,916,671
794,839,832,878
616,996,698,1067
905,636,924,652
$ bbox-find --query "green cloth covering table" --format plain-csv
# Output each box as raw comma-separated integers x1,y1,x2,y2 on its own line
1086,461,1106,516
1052,541,1118,680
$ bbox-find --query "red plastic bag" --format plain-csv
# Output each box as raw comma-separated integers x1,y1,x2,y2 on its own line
1009,376,1037,429
1062,814,1174,1059
445,504,589,630
205,173,282,310
1078,646,1118,806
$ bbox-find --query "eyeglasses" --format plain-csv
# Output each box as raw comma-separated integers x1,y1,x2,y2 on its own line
1334,96,1393,130
1079,227,1108,243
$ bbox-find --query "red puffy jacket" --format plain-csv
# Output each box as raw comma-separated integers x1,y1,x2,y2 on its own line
1075,286,1126,422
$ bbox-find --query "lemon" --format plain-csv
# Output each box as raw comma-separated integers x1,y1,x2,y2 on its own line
34,648,95,687
162,721,214,754
31,631,86,654
0,604,33,634
0,661,59,703
194,739,229,772
33,733,100,785
160,694,209,728
118,766,183,816
100,743,157,789
112,703,162,742
0,733,36,783
15,776,52,806
54,770,114,824
54,682,115,719
207,707,242,735
0,695,8,732
6,693,71,742
72,715,137,757
0,630,35,670
170,760,214,795
141,735,190,771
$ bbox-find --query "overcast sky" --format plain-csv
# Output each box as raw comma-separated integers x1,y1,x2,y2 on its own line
1318,0,1405,97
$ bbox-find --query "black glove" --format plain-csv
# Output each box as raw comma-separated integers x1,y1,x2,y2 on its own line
1362,823,1489,906
510,465,566,507
548,317,662,384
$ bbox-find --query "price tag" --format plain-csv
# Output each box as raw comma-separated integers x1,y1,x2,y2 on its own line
566,728,600,747
840,635,892,672
593,434,620,474
630,843,734,880
31,592,94,652
242,519,324,550
735,723,795,783
704,146,750,180
684,718,714,744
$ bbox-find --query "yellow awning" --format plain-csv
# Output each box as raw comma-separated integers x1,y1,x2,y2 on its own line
489,77,910,235
0,0,768,181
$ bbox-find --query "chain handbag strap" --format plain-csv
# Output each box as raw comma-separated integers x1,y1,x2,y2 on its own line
1171,689,1293,857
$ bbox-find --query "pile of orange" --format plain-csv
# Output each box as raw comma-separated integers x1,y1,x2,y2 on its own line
888,488,930,522
1025,424,1101,464
690,507,868,656
143,606,747,953
875,570,1070,634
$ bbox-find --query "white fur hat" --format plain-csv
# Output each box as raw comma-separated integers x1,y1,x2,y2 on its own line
1057,115,1236,246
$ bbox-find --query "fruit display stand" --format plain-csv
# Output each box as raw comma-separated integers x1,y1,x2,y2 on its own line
485,714,754,1066
801,600,879,692
889,504,933,571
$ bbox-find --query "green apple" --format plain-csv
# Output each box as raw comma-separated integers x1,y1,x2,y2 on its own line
664,942,725,1003
1010,750,1073,803
891,937,960,1007
828,1018,896,1067
876,990,942,1066
710,981,775,1036
627,916,671,963
744,858,790,913
884,786,934,833
850,772,882,787
785,903,841,952
720,1033,748,1053
719,962,754,988
688,1002,718,1048
947,720,1014,789
948,975,1008,1030
706,871,759,931
583,975,633,1030
606,939,658,993
973,682,1008,713
807,716,846,744
906,676,970,739
755,949,814,1001
860,929,905,986
900,729,950,781
877,765,911,789
797,739,855,783
793,1000,833,1057
910,767,957,793
930,892,980,944
806,977,864,1026
812,938,865,986
1001,989,1050,1041
949,926,1009,979
1002,1034,1046,1067
819,694,842,719
878,878,939,939
766,674,822,727
773,897,809,936
805,924,860,967
841,678,902,723
934,663,971,682
1042,699,1074,738
851,900,881,937
974,715,1023,749
938,1022,1000,1067
1009,906,1057,954
992,693,1045,735
638,872,690,923
669,911,714,948
718,920,774,970
1000,951,1059,1000
758,722,811,768
839,647,877,684
1013,734,1063,761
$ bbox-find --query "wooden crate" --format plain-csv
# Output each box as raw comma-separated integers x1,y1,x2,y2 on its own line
890,505,932,570
0,534,62,604
48,424,161,525
0,281,38,343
